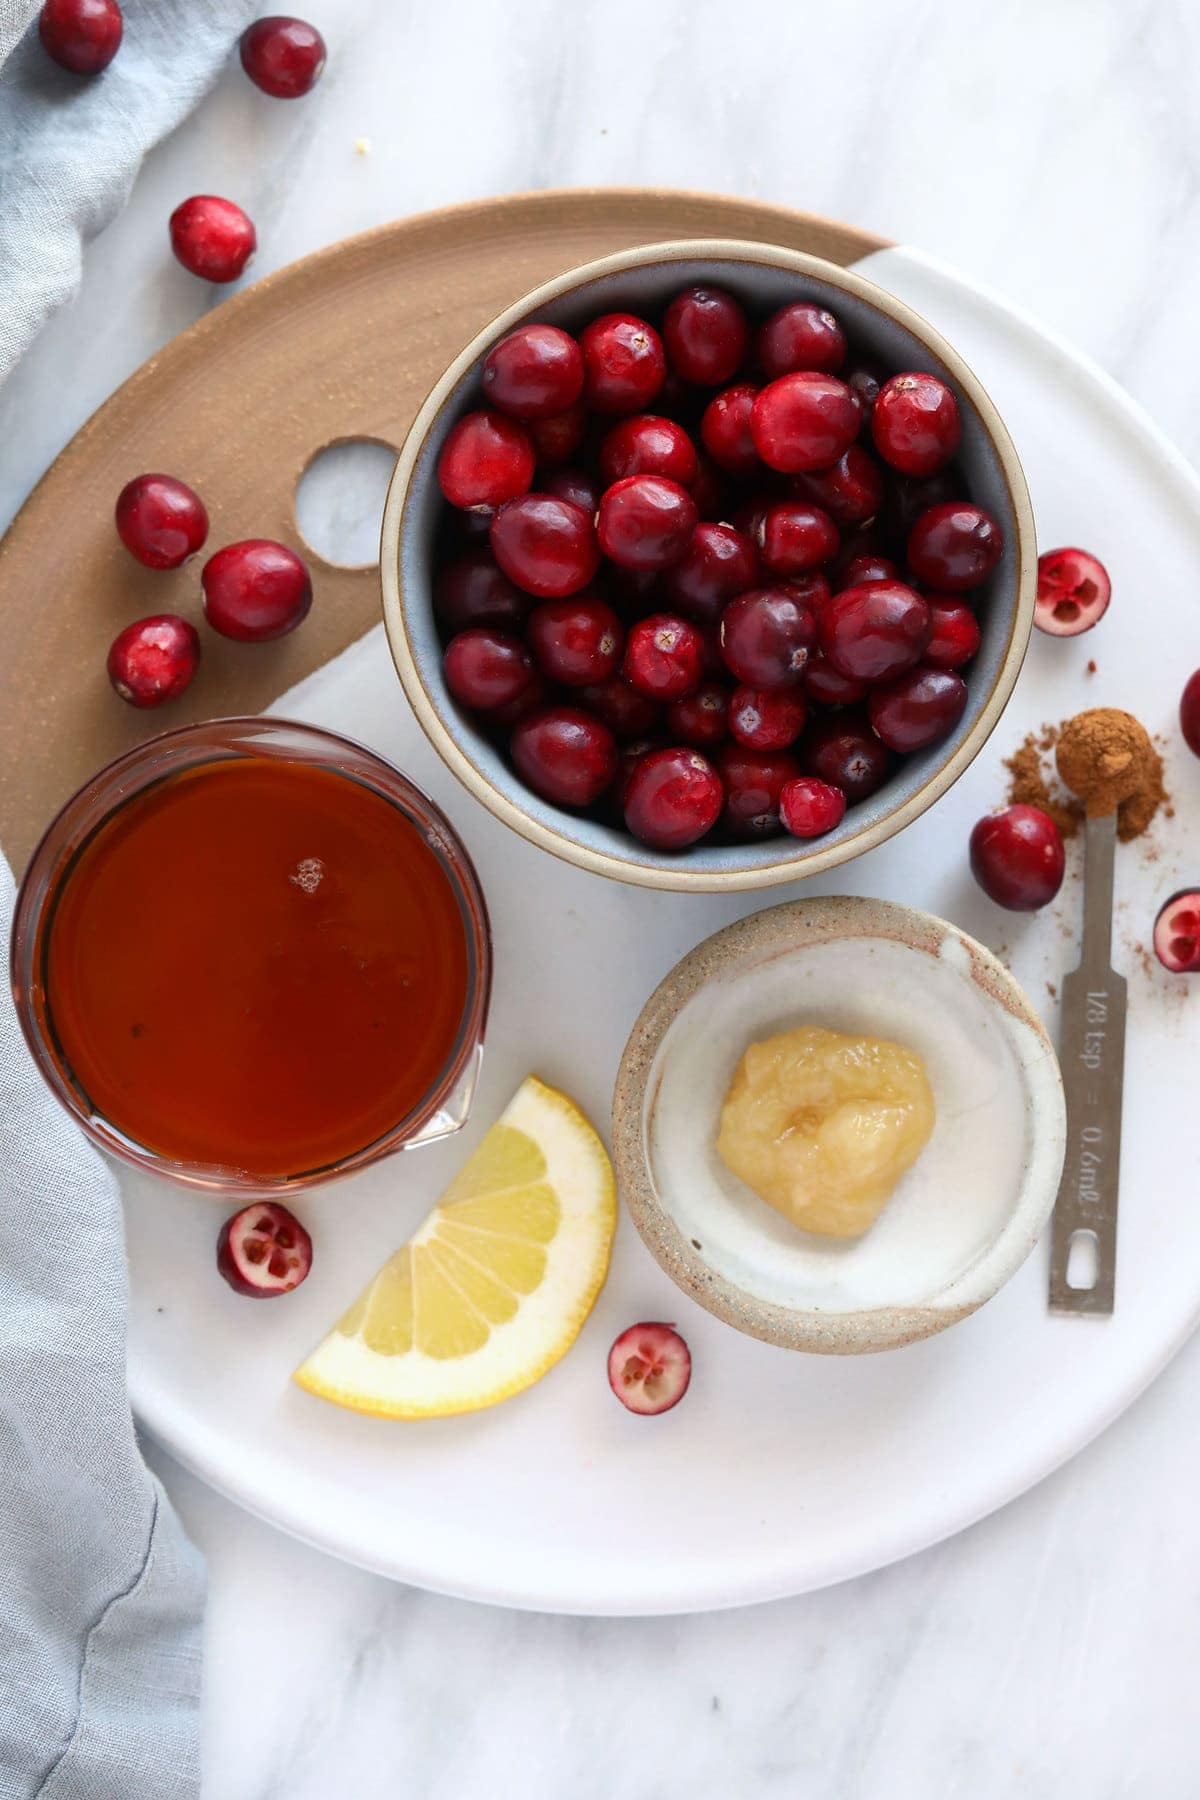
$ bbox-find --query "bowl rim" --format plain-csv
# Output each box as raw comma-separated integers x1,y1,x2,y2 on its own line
610,895,1067,1353
380,237,1037,893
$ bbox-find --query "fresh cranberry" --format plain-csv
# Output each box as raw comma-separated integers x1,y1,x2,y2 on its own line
688,455,724,520
818,580,930,683
490,494,600,597
924,595,981,669
482,323,584,421
662,287,748,386
114,473,208,569
437,409,535,511
731,495,775,545
872,373,960,476
1153,891,1200,973
543,467,601,516
907,502,1002,591
791,445,884,529
526,402,587,467
623,748,723,850
840,553,900,586
802,716,892,802
868,665,967,752
1181,671,1200,759
434,550,529,634
597,475,698,571
716,744,801,839
598,415,699,489
699,383,761,477
488,671,550,732
845,362,887,421
580,313,666,414
729,685,807,751
720,586,818,689
779,775,847,838
579,676,662,740
750,373,861,474
528,595,623,686
444,628,535,712
238,15,325,97
828,522,885,585
38,0,122,73
881,469,957,542
623,613,704,700
780,570,832,613
665,682,729,748
607,1321,692,1414
802,655,868,708
1034,547,1111,636
756,502,839,577
106,615,200,708
660,522,759,623
169,195,256,283
755,303,846,379
510,706,618,807
969,806,1064,911
614,737,664,808
201,539,311,641
217,1202,312,1298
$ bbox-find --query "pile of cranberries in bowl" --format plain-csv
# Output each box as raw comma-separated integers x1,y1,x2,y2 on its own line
429,288,1003,853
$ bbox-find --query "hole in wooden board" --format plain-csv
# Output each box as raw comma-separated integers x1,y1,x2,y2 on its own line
1065,1228,1099,1291
294,438,398,570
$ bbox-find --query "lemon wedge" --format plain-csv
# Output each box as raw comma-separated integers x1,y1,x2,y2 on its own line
294,1077,616,1418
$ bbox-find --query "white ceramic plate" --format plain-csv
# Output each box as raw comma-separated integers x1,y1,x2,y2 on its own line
123,244,1200,1614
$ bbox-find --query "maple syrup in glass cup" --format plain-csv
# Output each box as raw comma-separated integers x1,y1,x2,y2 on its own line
11,719,491,1195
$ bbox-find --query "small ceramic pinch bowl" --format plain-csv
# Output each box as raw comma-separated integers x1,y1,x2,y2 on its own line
612,897,1066,1352
382,238,1036,893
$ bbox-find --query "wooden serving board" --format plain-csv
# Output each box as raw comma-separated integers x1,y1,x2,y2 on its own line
0,188,885,870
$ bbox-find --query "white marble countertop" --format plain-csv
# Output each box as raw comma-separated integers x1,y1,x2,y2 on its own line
5,2,1200,1795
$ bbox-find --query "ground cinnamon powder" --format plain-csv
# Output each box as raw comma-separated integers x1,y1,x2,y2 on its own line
1005,708,1164,844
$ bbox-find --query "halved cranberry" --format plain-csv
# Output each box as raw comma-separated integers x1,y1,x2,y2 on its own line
907,502,1002,591
107,615,200,708
527,595,623,686
665,681,729,748
169,195,256,283
661,522,759,623
510,706,618,807
756,502,839,576
239,15,326,97
1153,891,1200,973
115,473,208,569
779,775,847,838
1181,671,1200,759
624,748,723,850
437,409,535,510
1035,547,1111,636
434,550,529,634
791,445,884,529
579,675,662,740
490,494,600,597
818,581,930,683
580,312,666,414
924,595,981,669
598,415,699,489
802,655,868,708
623,613,704,700
720,586,817,689
699,382,761,477
607,1322,691,1414
729,685,806,751
39,0,122,74
755,303,846,379
597,475,697,571
881,468,958,542
482,323,584,420
969,805,1064,911
802,715,892,802
750,373,860,474
543,466,601,516
202,539,311,641
840,554,900,586
872,373,960,476
662,286,748,386
444,628,535,712
217,1202,312,1298
526,402,587,467
868,665,967,751
716,744,801,839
